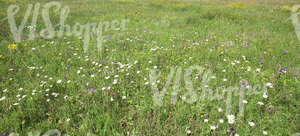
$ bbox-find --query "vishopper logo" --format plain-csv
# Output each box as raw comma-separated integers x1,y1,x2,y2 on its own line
292,5,300,41
149,65,268,116
6,1,130,53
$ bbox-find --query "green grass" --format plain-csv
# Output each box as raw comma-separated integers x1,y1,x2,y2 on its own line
0,0,299,135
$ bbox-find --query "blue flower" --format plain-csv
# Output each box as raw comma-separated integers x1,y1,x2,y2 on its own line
283,50,288,54
279,68,287,74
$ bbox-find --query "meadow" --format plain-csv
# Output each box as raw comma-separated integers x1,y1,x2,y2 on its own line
0,0,299,135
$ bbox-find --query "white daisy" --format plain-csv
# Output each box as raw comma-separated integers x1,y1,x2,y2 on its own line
56,80,62,84
248,121,255,127
227,114,235,124
210,126,216,130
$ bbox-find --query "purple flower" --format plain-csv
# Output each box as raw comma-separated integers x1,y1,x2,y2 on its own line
19,68,23,72
118,40,121,45
2,134,7,136
68,66,72,69
268,109,273,114
245,39,249,47
102,61,105,65
106,34,110,39
89,88,95,94
279,68,287,74
260,59,264,64
283,51,288,54
245,82,250,88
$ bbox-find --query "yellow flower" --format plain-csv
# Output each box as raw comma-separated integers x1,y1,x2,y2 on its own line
0,54,2,59
8,43,18,50
24,43,28,47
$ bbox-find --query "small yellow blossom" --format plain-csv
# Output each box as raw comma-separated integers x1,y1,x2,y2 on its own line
8,43,18,50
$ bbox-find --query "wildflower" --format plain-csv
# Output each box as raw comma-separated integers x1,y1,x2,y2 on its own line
218,108,223,112
268,109,273,114
227,114,235,124
283,51,288,54
122,96,126,99
89,88,95,94
234,134,239,136
204,119,208,123
110,97,114,102
263,131,268,135
258,102,264,105
223,78,227,82
242,56,246,60
0,54,3,59
248,121,255,127
8,43,18,50
242,100,248,104
263,93,268,99
56,80,62,84
256,68,261,72
266,82,273,88
66,118,71,122
0,96,6,101
260,60,264,64
210,126,216,130
3,89,7,93
245,82,250,88
64,95,68,100
279,68,287,74
247,66,251,71
219,119,224,123
186,130,191,134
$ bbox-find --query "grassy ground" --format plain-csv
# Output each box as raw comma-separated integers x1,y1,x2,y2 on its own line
0,0,299,135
